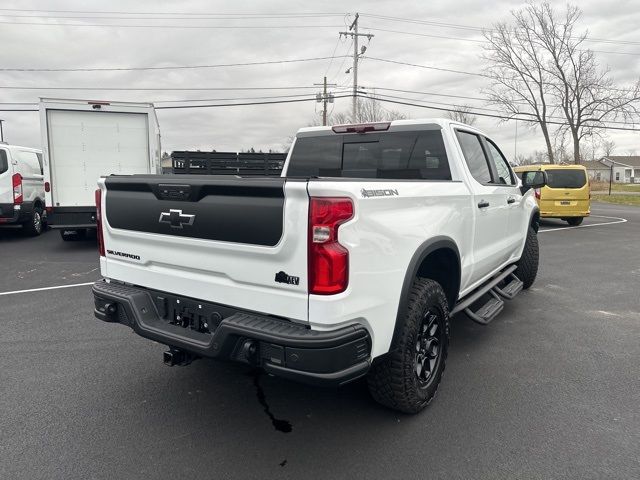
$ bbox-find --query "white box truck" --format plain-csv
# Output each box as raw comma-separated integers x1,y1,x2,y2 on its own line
39,98,161,240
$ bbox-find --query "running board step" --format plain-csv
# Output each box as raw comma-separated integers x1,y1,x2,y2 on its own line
463,290,504,325
493,273,524,300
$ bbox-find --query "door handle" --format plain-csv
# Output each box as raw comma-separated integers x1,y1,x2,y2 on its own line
477,200,490,208
507,197,516,204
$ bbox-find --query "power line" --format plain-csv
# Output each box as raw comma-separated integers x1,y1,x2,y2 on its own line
155,95,352,109
366,86,498,103
366,58,636,94
363,27,483,43
0,56,350,72
0,20,343,29
0,90,355,108
364,27,640,56
324,36,343,77
329,39,353,83
0,85,322,91
155,90,352,104
0,13,348,20
365,57,486,77
0,8,347,16
362,13,640,46
365,94,640,131
1,92,636,132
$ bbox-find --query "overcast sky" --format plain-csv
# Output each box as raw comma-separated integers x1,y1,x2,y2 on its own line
0,0,639,159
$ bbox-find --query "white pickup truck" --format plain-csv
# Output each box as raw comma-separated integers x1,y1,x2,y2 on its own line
92,119,546,413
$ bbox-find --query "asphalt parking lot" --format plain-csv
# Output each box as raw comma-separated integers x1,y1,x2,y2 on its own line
1,202,639,480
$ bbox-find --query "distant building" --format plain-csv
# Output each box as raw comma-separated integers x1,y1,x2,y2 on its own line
584,156,640,183
582,161,611,182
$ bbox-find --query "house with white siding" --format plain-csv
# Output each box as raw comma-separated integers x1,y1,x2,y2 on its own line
584,156,640,183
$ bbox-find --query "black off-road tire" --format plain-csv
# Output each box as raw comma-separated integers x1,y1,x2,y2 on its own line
367,278,450,414
22,206,43,236
515,226,539,289
566,217,583,226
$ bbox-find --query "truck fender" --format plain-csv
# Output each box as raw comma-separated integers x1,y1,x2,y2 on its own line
388,236,461,355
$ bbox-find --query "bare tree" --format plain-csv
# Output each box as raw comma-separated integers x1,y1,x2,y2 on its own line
524,2,640,163
601,139,615,158
330,111,351,125
483,9,557,163
351,96,406,123
446,105,478,126
320,97,406,125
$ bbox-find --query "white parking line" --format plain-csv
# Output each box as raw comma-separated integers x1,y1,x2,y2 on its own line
0,281,95,297
539,215,627,233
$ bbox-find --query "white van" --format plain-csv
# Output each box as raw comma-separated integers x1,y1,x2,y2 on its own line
0,144,46,235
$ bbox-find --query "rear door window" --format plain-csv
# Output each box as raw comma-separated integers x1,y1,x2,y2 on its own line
0,150,8,174
455,130,492,184
485,139,515,185
546,170,586,188
287,130,451,180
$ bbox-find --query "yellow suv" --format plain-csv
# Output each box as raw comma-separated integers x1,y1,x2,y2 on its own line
514,164,590,226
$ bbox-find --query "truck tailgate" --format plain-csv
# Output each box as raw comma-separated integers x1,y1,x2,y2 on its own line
100,175,309,322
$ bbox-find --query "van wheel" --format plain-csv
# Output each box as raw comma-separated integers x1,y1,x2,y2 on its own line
567,217,583,226
23,207,43,236
515,226,539,289
367,278,449,414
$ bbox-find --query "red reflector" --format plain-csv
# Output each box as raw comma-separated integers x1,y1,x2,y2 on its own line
46,206,53,214
308,197,354,295
534,188,541,200
332,122,390,134
95,189,105,257
44,181,50,192
12,173,23,205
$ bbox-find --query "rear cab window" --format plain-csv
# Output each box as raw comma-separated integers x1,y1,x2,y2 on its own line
287,130,452,180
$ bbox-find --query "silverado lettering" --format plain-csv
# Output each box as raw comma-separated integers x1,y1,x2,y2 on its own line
106,250,141,261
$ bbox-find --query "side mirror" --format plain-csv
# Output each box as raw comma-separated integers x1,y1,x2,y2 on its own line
520,170,547,193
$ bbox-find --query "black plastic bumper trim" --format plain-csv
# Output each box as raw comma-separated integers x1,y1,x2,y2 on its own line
92,280,371,386
264,360,370,387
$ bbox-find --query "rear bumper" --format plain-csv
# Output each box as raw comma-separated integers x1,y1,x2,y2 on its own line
539,199,590,218
92,280,371,386
48,207,96,229
540,211,590,218
0,202,34,224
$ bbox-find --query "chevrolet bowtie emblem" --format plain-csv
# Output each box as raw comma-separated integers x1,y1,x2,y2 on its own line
159,209,195,229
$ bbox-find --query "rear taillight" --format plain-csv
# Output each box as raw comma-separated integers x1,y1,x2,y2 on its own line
12,173,23,204
308,197,354,295
534,188,541,200
95,188,105,257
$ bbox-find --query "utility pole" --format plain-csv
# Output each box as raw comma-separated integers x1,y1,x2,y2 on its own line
339,13,373,122
314,76,336,126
